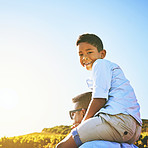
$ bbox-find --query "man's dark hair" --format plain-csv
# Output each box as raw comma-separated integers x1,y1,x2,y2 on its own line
76,33,104,52
72,92,92,109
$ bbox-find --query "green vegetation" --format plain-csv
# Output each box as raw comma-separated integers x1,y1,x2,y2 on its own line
0,125,71,148
42,125,71,135
0,125,147,148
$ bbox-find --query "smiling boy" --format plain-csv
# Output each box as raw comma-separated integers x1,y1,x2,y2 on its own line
56,33,142,148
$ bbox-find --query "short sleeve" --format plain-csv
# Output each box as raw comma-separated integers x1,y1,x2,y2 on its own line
92,59,112,100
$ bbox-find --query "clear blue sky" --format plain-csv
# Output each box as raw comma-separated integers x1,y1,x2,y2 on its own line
0,0,148,137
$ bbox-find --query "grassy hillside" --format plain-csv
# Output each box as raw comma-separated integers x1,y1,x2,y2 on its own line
0,125,71,148
0,123,147,148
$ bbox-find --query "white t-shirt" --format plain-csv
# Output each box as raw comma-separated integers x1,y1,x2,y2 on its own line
87,59,142,126
79,140,138,148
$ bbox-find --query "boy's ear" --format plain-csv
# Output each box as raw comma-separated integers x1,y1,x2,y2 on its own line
100,49,106,59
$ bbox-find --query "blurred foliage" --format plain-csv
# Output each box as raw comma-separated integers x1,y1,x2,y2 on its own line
135,132,148,148
42,125,71,135
0,125,71,148
0,125,147,148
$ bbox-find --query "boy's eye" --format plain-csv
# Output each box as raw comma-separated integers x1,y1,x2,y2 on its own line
79,53,83,57
87,52,92,54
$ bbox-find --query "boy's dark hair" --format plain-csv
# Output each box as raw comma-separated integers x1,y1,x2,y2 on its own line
72,92,92,109
76,33,104,52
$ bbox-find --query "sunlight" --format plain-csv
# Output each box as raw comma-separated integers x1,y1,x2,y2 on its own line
0,88,19,110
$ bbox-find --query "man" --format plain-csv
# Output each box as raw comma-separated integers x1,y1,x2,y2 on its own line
68,92,137,148
70,92,91,129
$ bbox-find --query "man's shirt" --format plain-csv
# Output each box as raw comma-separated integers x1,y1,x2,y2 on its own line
79,140,138,148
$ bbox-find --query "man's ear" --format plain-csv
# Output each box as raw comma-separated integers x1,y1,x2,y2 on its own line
81,108,86,116
100,49,106,59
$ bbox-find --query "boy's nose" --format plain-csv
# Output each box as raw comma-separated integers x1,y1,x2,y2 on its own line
82,55,88,60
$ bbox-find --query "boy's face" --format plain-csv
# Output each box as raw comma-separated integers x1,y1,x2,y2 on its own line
78,42,106,70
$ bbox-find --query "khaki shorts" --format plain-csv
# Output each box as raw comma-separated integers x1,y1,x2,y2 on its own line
76,113,141,144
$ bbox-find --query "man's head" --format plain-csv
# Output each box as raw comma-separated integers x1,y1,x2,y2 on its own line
69,92,92,127
76,33,106,70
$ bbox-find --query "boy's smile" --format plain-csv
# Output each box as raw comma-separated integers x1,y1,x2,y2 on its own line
78,42,106,70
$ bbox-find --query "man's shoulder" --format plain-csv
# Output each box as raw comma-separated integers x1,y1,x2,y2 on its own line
79,140,138,148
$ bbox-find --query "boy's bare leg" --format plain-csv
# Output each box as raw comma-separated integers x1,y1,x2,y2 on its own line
56,133,77,148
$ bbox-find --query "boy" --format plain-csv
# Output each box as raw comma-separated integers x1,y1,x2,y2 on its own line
56,33,142,148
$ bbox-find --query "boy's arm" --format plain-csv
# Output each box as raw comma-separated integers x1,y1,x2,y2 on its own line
81,98,106,122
